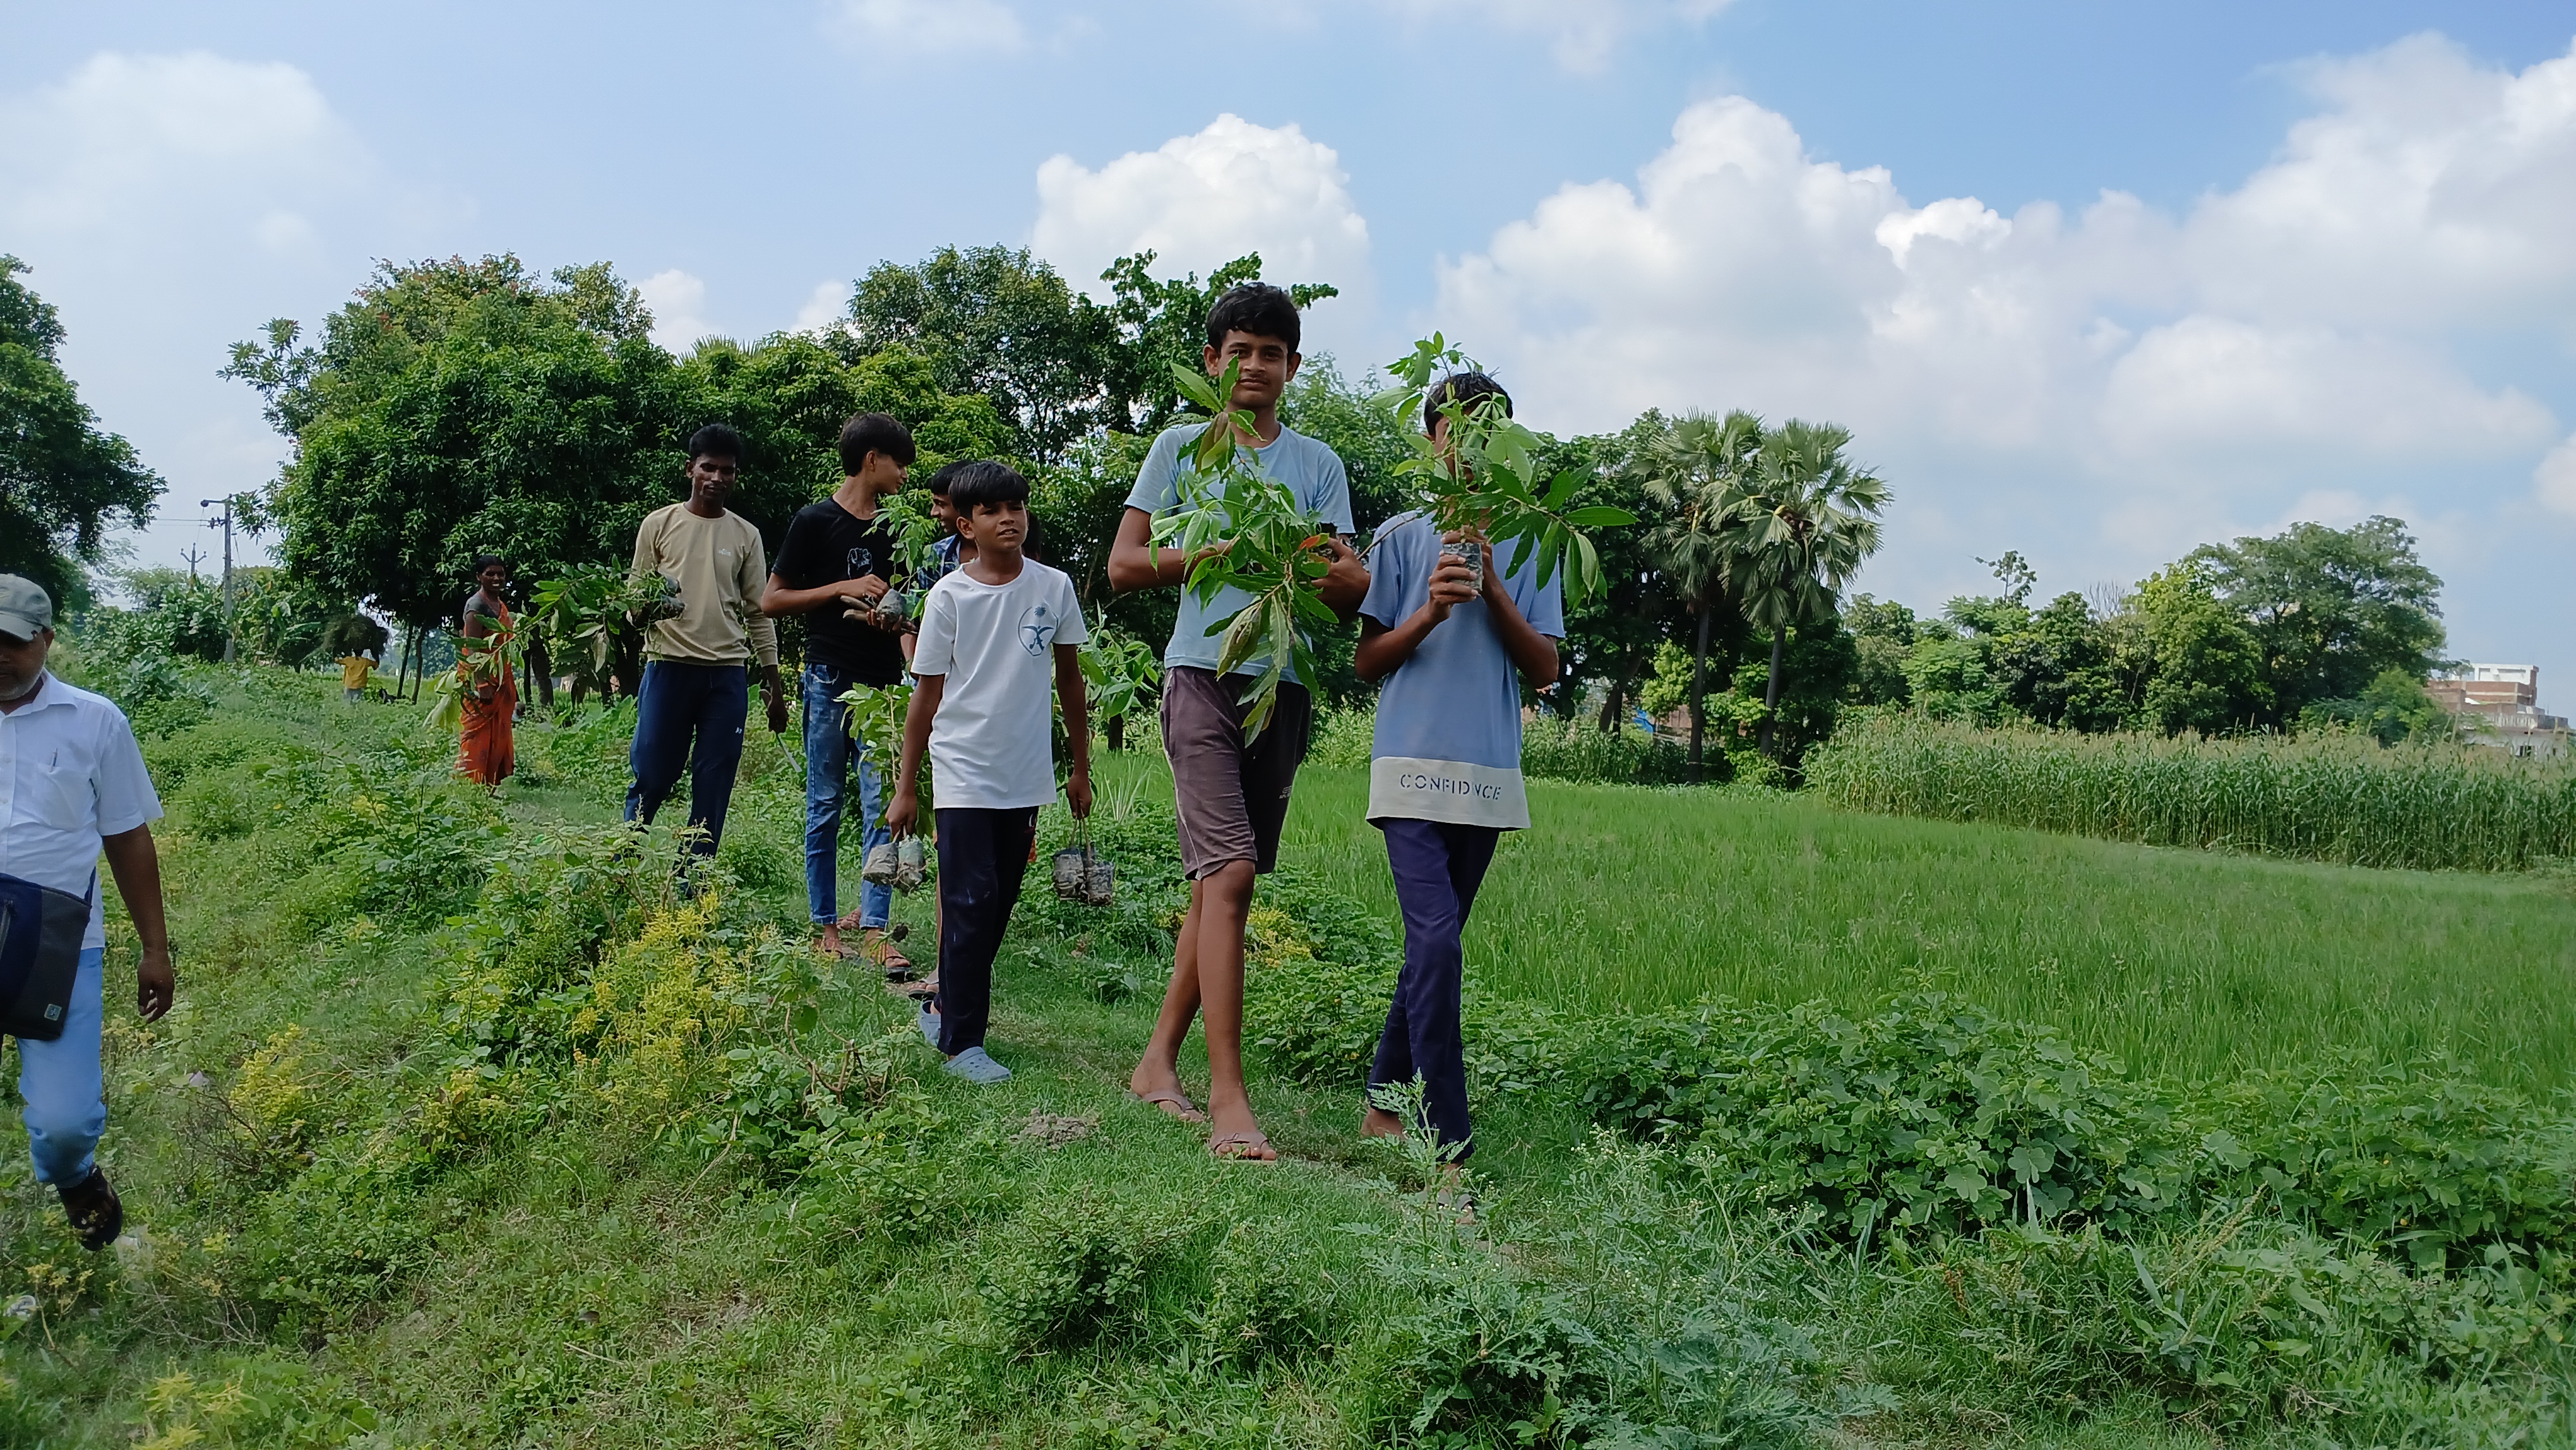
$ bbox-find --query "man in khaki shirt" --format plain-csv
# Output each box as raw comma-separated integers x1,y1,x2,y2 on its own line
624,424,790,858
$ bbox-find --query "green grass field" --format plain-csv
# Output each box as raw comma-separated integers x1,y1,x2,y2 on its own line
1248,764,2576,1090
5,674,2567,1447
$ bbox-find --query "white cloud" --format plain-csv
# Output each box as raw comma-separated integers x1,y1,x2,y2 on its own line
794,279,852,333
1372,0,1736,75
825,0,1024,54
0,51,455,577
636,270,716,352
1032,114,1372,320
2100,317,2553,458
0,52,392,247
2537,434,2576,517
2183,33,2576,330
1436,37,2575,501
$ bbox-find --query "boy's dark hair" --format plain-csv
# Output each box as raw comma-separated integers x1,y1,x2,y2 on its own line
926,460,967,498
687,422,745,463
838,412,917,474
470,554,506,575
1204,283,1301,353
948,460,1029,513
1424,371,1512,433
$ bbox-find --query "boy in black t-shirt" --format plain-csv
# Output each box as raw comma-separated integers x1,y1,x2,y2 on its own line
762,412,917,968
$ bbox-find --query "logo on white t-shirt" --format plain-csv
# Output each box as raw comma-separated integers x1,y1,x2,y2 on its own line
1018,601,1058,655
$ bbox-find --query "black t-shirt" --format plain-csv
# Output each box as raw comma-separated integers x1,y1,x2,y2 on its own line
772,498,905,684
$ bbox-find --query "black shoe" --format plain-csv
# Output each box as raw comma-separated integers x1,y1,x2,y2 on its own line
58,1167,122,1252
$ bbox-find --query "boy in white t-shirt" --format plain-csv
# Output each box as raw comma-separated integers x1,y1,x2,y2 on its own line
887,462,1092,1083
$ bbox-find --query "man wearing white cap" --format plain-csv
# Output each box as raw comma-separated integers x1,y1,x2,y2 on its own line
0,575,174,1250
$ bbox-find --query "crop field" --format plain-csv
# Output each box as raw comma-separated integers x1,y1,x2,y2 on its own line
5,669,2571,1447
1258,765,2576,1090
1806,716,2576,874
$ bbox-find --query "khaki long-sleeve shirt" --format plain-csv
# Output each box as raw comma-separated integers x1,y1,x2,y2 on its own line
630,503,779,668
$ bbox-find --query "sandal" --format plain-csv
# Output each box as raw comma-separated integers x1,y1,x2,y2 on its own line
59,1167,122,1252
1124,1089,1208,1125
1208,1130,1277,1163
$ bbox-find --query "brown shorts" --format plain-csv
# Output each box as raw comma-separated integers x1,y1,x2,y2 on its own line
1161,666,1312,880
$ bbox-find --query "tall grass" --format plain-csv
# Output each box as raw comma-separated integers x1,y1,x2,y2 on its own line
1308,704,1693,786
1806,714,2576,873
1267,764,2576,1089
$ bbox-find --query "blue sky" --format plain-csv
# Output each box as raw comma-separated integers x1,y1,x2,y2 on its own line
6,1,2573,705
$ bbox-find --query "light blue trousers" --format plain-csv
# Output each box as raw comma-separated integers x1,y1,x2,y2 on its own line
16,947,105,1187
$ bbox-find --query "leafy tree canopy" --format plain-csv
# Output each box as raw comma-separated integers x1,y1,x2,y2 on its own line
840,247,1338,462
1,255,160,607
2186,515,2445,722
230,254,1008,631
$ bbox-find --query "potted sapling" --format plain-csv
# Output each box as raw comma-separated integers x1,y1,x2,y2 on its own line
837,678,927,890
1370,333,1635,609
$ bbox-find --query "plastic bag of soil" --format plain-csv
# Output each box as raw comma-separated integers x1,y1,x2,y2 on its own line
1051,823,1114,908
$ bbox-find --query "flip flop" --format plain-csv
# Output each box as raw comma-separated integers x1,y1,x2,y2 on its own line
1208,1130,1277,1163
1124,1089,1208,1125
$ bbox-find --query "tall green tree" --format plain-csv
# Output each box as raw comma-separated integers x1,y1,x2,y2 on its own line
2135,565,2272,735
229,254,1011,685
1632,409,1761,781
840,247,1339,462
1546,414,1685,731
841,246,1116,463
1715,419,1890,758
2186,515,2446,724
227,256,677,640
1,256,160,606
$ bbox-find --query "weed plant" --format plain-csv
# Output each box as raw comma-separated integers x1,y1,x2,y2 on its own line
1808,714,2576,873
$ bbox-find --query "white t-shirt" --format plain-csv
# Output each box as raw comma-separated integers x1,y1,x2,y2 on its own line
910,560,1089,810
0,673,164,949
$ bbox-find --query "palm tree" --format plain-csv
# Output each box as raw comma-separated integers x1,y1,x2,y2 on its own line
1715,419,1890,758
1633,410,1762,782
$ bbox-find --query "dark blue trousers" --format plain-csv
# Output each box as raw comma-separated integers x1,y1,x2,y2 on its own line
933,806,1039,1056
626,660,748,856
1369,817,1501,1161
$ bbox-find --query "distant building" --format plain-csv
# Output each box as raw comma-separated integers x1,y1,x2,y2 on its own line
2428,665,2570,759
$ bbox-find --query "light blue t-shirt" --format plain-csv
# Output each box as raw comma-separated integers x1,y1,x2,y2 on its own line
1124,421,1354,682
1359,511,1565,827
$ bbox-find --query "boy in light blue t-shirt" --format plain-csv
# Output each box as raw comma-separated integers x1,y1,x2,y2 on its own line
1352,372,1564,1165
1107,283,1369,1161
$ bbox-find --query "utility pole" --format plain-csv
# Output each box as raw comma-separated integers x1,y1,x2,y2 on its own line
179,544,206,582
200,497,236,662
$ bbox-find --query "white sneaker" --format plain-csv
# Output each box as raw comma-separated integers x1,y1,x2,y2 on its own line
943,1046,1011,1084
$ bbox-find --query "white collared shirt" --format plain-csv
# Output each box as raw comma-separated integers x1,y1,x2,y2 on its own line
0,671,163,948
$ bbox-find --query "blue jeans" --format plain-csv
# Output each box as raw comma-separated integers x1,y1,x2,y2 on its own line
16,947,106,1186
626,660,748,856
1369,819,1501,1162
802,664,893,930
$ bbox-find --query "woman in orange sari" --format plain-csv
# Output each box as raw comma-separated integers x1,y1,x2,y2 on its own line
457,554,518,786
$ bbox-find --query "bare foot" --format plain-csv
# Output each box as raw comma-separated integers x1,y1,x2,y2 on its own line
1360,1105,1405,1139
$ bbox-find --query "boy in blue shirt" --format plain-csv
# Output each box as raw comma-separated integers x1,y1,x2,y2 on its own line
1352,373,1563,1165
1108,284,1369,1159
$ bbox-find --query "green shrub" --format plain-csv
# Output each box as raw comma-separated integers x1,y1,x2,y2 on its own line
981,1187,1198,1355
2199,1060,2576,1269
1244,968,2576,1268
1520,715,1694,786
1868,1210,2576,1439
1806,714,2576,872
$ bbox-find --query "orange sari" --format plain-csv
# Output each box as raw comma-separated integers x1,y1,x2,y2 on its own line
458,599,517,786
